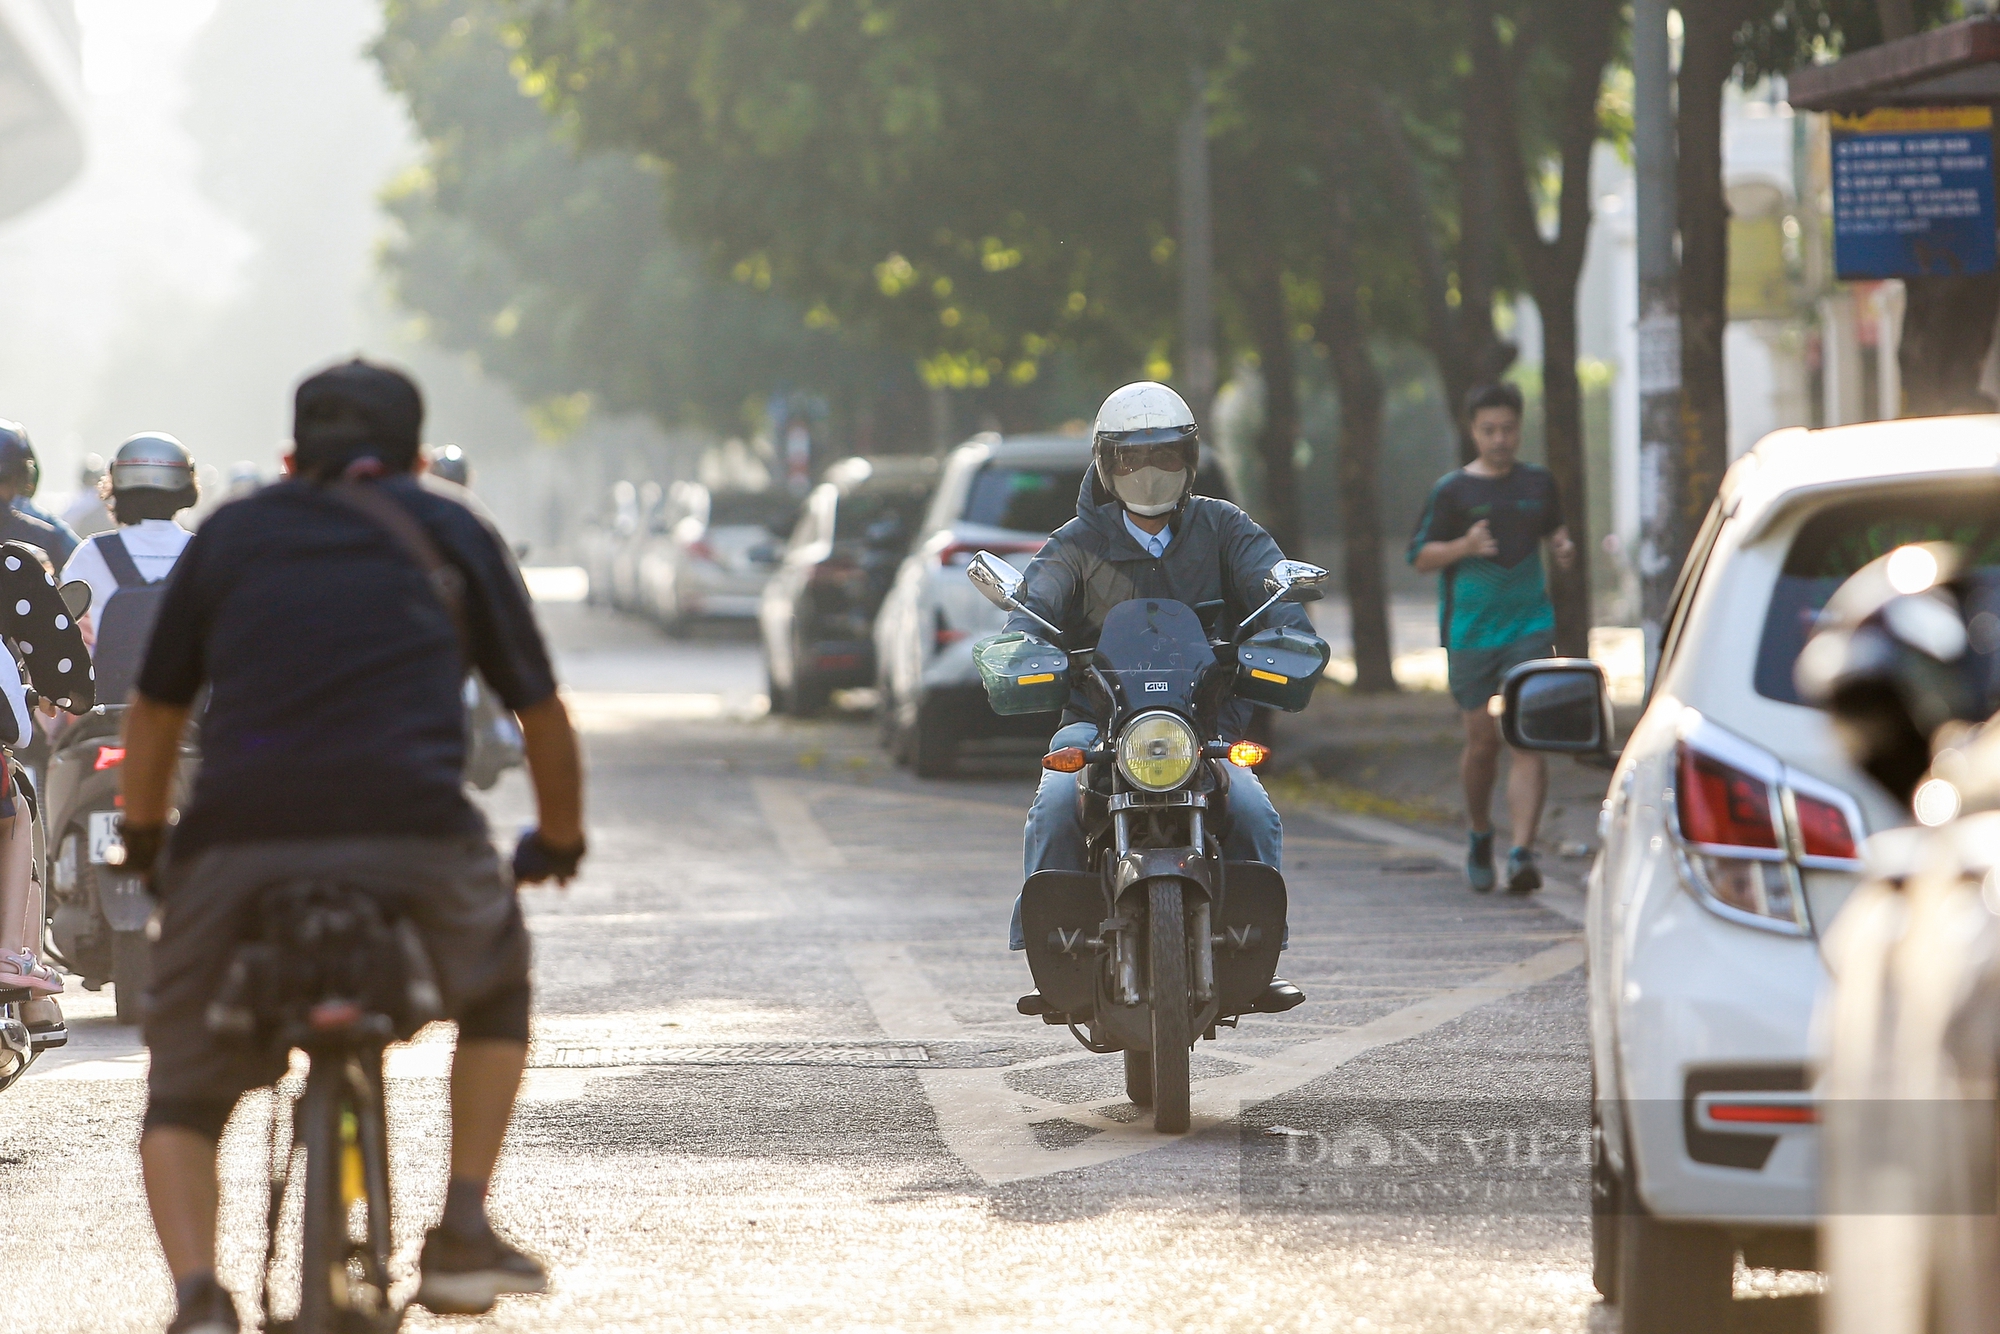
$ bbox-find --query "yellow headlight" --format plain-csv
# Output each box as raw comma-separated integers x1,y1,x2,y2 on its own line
1117,712,1198,792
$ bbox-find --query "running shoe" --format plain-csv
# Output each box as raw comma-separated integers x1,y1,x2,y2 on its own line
1466,830,1496,893
413,1225,549,1315
1506,845,1544,894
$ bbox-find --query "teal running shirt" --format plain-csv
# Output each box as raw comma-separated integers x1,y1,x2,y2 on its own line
1406,464,1565,650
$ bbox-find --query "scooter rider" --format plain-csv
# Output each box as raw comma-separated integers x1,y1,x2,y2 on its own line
60,433,198,650
1008,381,1314,1014
0,422,80,567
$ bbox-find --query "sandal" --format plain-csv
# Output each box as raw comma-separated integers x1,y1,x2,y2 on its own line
0,950,60,996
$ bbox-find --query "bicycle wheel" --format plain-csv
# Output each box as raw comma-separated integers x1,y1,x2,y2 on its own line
295,1052,395,1333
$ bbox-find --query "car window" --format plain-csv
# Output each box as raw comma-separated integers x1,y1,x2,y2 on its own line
1754,484,2000,705
963,465,1085,535
834,484,933,544
1653,498,1727,695
708,490,796,532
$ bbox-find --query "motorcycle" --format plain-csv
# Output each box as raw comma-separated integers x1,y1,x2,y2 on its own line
41,579,196,1024
966,551,1332,1132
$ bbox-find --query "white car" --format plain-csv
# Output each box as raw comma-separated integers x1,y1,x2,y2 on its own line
1506,421,1971,1331
638,482,793,633
872,432,1091,775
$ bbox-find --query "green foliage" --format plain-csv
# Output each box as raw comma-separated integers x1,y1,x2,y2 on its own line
1734,0,1958,86
373,0,912,434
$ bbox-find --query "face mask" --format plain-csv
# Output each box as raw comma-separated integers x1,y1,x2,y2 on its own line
1112,464,1184,516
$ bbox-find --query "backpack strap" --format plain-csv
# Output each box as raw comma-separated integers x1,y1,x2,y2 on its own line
323,480,469,663
96,533,147,588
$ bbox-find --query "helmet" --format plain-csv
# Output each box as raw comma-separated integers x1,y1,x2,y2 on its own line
78,453,105,487
109,432,196,495
1091,382,1198,517
0,421,40,496
429,443,469,487
1796,542,2000,805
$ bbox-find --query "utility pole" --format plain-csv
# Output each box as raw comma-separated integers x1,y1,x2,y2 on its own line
1178,67,1216,424
1634,0,1680,683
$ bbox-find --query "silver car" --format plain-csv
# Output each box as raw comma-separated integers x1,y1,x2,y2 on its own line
638,482,793,633
872,432,1091,775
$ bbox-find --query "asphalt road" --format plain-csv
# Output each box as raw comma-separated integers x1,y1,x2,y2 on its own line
0,601,1811,1332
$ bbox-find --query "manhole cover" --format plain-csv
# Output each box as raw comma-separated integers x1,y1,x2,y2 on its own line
534,1043,930,1069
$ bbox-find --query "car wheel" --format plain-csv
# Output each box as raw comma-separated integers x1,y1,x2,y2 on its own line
911,694,957,778
876,675,901,753
1616,1196,1733,1332
763,645,792,716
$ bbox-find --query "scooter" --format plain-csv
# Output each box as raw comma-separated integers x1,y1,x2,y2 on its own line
966,552,1331,1132
40,580,196,1023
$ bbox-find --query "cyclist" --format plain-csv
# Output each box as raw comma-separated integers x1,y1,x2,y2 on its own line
0,421,80,566
121,359,585,1334
1007,380,1315,1015
60,433,198,647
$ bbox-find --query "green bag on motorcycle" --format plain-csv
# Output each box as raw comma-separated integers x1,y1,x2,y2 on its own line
1234,626,1331,712
972,632,1070,716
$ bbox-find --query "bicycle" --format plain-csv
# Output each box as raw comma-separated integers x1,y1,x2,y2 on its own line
209,880,442,1333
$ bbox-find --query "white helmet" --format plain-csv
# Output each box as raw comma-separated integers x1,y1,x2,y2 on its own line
1092,381,1198,517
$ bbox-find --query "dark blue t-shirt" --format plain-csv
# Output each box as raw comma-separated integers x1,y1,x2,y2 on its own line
138,476,557,855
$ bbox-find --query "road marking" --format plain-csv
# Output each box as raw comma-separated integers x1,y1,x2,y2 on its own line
849,935,1583,1185
751,778,848,868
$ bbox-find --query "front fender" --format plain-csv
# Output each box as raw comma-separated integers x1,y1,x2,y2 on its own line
1113,848,1213,900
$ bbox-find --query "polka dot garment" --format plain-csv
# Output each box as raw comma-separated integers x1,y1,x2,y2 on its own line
0,541,92,714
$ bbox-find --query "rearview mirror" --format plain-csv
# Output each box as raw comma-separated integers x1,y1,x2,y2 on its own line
966,550,1025,610
58,580,90,619
1498,659,1613,756
1264,560,1329,604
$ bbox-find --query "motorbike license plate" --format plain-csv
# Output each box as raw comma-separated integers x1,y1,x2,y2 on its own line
88,811,122,865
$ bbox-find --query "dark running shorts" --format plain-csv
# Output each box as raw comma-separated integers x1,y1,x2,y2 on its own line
144,834,530,1103
1447,635,1554,713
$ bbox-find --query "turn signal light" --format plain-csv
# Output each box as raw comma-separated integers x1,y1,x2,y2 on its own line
94,746,125,771
1042,747,1087,773
1228,741,1268,768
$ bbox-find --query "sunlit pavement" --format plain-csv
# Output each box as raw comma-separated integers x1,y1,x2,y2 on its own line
0,595,1814,1332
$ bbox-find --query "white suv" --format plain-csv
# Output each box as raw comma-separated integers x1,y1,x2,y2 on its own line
1508,421,1984,1330
872,432,1091,775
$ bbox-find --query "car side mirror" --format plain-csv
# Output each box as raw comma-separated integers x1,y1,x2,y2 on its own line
1498,659,1614,761
59,580,89,619
1265,560,1329,604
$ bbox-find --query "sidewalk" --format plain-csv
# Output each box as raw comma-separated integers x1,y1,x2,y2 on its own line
1272,610,1645,885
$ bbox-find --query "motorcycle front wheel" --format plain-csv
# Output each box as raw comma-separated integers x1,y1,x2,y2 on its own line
1147,878,1192,1133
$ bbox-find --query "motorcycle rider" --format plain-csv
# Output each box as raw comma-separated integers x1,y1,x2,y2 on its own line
1006,381,1314,1014
62,453,115,538
0,422,80,566
429,442,471,488
60,433,198,648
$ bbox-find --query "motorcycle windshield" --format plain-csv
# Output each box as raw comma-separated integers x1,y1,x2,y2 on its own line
1092,599,1214,712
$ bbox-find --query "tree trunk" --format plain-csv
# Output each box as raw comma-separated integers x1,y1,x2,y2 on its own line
1875,0,1916,41
1318,163,1396,691
1487,0,1616,658
1899,275,2000,417
1674,3,1737,542
1243,255,1302,557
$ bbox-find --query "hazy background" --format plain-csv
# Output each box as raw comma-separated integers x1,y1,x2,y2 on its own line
0,0,539,524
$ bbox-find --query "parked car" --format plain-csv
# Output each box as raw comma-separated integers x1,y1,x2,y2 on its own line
760,456,939,714
1501,420,1955,1332
641,482,793,634
580,480,638,606
609,480,664,614
871,433,1092,774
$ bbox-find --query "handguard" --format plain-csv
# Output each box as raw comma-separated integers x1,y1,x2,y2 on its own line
972,632,1070,715
1234,627,1331,712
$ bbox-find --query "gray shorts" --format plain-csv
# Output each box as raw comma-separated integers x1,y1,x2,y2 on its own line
1446,634,1554,713
144,834,531,1103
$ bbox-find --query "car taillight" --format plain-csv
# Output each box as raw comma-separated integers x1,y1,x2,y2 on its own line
685,539,718,564
938,539,1043,567
1675,745,1779,850
1792,793,1858,861
810,556,863,590
94,746,125,771
1670,727,1865,935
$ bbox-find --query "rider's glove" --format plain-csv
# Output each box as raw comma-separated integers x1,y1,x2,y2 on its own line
114,820,166,878
512,828,585,885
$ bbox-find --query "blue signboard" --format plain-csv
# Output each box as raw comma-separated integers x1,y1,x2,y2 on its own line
1832,106,1997,280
